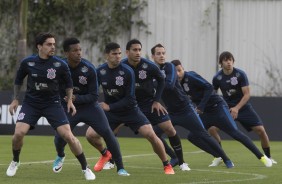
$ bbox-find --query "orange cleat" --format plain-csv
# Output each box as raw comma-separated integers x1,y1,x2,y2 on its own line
94,150,112,172
164,164,175,174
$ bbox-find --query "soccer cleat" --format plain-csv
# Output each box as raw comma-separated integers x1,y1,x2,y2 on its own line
270,158,277,164
164,164,175,174
224,160,234,168
103,162,115,170
179,163,191,171
260,155,272,167
209,157,223,167
117,169,130,176
52,156,65,173
83,167,96,180
94,150,112,172
169,158,179,167
6,161,20,177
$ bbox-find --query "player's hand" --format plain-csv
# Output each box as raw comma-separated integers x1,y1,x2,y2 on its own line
64,95,76,102
67,101,76,116
151,101,168,116
195,107,203,114
99,102,110,111
230,107,239,119
9,99,19,115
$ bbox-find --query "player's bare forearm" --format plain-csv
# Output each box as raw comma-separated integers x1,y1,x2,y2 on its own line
65,88,73,102
13,85,22,100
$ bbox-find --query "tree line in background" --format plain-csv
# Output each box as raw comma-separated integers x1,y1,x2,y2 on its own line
0,0,147,90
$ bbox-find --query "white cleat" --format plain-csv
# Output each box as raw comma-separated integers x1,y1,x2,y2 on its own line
260,155,272,167
83,167,96,180
270,158,277,164
103,162,115,170
179,163,191,171
209,157,223,167
6,161,20,177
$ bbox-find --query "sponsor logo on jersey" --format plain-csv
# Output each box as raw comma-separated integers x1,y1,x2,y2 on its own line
230,77,238,85
106,89,119,96
119,70,125,75
183,83,189,92
226,89,236,96
79,76,87,85
81,66,88,73
28,62,35,66
100,69,106,75
53,62,61,67
161,70,166,78
142,63,148,69
47,68,56,79
115,76,124,86
139,70,147,79
217,75,222,80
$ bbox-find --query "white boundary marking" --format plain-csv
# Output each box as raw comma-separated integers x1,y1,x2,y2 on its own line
0,150,267,183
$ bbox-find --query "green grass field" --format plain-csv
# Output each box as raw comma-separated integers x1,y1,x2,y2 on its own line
0,135,281,184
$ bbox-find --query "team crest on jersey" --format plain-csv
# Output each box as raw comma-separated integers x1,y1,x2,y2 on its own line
142,63,148,69
81,66,88,73
47,68,56,79
17,112,25,121
115,76,124,86
79,76,87,85
235,72,240,78
230,77,238,85
28,62,35,66
100,69,106,75
139,70,147,79
217,75,222,80
183,83,189,92
53,62,61,67
184,77,189,82
119,70,125,75
161,70,166,78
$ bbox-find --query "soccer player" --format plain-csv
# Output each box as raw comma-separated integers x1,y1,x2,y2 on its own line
52,37,129,176
85,42,175,174
121,39,189,171
211,51,277,164
6,32,95,180
151,44,234,168
170,59,272,167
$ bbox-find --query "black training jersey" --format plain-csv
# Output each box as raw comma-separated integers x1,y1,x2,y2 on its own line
97,62,138,113
180,71,222,112
159,62,190,113
122,58,165,105
213,67,249,107
60,58,99,106
15,55,73,104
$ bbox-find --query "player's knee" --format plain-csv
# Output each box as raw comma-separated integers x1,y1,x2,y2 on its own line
13,131,26,141
86,127,100,139
253,126,267,136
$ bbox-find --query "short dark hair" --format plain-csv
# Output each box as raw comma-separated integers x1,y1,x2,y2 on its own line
63,37,80,52
126,39,142,50
151,43,164,55
171,59,182,67
219,51,235,64
35,32,55,49
104,42,120,54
